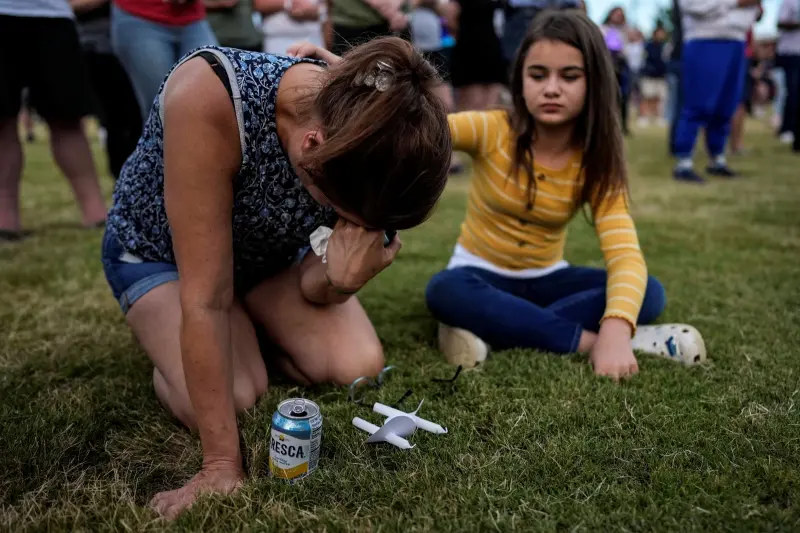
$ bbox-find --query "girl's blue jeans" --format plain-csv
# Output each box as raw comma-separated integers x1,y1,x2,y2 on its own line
425,266,666,354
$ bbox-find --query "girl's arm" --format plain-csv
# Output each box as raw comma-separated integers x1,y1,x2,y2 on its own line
587,191,648,380
159,58,245,506
448,111,505,157
593,192,648,333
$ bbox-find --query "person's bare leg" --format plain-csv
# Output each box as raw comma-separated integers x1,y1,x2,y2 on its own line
432,83,462,171
47,119,107,227
126,281,268,428
0,117,24,232
730,103,746,154
245,263,384,386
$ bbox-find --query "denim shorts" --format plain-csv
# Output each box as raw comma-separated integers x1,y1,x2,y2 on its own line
101,227,179,314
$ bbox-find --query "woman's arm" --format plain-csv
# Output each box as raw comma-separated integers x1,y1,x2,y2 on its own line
299,220,402,305
154,58,245,517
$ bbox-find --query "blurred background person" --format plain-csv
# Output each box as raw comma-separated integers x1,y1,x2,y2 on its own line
410,1,461,171
499,0,581,65
0,0,107,241
206,0,263,51
111,0,218,121
776,0,800,145
328,0,410,55
638,25,669,127
450,0,506,110
672,0,762,183
256,0,325,54
602,6,633,134
666,0,684,154
72,0,142,180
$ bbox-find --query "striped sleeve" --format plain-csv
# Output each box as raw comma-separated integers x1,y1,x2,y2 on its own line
593,192,648,333
448,111,502,156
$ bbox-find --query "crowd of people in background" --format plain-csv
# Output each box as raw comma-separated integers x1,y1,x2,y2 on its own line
1,0,799,241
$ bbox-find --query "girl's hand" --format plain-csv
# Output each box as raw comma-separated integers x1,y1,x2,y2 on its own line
589,318,639,381
324,219,401,293
285,41,343,65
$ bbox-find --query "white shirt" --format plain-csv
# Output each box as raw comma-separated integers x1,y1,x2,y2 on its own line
679,0,759,42
0,0,73,18
777,0,800,56
447,244,569,279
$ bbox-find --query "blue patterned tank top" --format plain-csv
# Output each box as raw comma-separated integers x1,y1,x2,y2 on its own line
107,47,337,286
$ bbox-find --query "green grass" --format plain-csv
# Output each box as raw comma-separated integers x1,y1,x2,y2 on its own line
2,120,800,532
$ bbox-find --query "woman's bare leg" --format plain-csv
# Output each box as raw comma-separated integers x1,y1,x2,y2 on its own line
125,281,268,429
244,263,384,386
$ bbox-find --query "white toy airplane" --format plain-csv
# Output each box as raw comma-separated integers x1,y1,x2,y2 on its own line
352,400,448,450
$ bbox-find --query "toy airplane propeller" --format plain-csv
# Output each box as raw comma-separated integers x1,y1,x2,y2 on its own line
352,399,447,450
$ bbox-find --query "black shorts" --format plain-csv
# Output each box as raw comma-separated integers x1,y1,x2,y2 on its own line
0,15,92,121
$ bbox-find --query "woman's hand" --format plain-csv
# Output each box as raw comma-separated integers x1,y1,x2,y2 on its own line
286,41,343,65
589,318,639,381
324,219,401,293
150,460,244,520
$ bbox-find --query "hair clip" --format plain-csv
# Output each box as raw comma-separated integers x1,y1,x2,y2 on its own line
353,60,394,92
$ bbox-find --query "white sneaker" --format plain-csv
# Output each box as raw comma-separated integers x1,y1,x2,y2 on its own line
438,324,489,369
631,324,707,366
779,132,795,145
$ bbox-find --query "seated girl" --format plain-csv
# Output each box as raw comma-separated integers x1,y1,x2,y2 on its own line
424,10,706,377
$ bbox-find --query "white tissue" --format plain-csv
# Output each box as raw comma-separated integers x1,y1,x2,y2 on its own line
309,226,333,263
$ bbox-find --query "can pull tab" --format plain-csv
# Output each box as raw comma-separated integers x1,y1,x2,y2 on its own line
290,400,307,417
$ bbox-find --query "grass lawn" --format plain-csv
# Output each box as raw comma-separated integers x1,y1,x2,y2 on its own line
2,120,799,532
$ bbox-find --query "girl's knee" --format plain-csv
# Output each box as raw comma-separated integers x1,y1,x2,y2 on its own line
425,269,464,314
640,276,667,324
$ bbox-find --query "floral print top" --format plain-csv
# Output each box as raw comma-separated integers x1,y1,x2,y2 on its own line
107,46,336,287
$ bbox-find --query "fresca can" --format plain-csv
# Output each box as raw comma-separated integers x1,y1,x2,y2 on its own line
269,398,322,482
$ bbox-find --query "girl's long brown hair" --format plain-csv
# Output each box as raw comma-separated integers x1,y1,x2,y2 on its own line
507,9,628,216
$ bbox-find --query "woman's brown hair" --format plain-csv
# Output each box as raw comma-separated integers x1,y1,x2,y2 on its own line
508,9,628,216
300,37,451,231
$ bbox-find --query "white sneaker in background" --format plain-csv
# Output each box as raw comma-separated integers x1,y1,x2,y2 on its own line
631,324,707,366
656,117,668,128
637,116,651,128
438,324,489,369
779,132,794,145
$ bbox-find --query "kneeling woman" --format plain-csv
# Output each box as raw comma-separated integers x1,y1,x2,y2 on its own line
101,38,450,517
424,11,706,376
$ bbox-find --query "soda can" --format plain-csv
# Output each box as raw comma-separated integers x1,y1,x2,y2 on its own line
269,398,322,482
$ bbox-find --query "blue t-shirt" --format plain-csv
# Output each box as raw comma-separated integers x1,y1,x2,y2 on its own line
107,47,337,288
642,41,667,78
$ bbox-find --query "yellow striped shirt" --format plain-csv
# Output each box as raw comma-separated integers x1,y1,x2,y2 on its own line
449,110,648,330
